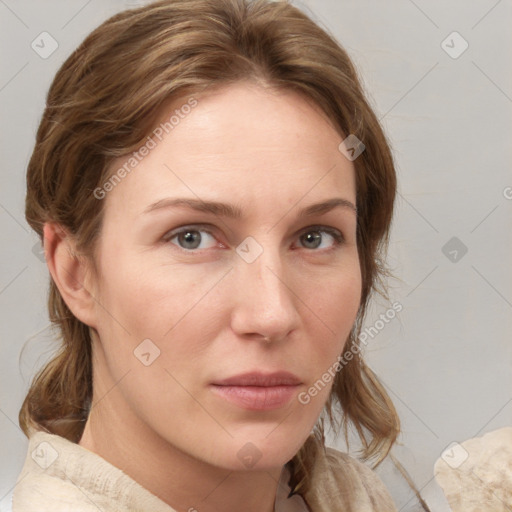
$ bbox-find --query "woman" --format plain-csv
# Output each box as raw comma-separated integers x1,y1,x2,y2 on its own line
14,0,401,510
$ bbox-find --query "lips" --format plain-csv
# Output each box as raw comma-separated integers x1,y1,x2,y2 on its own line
212,371,302,387
210,371,302,411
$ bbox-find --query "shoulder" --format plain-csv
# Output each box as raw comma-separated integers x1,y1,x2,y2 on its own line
13,472,104,512
326,447,396,509
302,440,397,512
12,430,172,512
12,430,116,512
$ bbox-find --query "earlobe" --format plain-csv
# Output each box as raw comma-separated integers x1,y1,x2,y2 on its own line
43,222,97,329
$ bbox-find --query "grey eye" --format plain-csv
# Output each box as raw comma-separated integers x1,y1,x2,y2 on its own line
168,228,217,251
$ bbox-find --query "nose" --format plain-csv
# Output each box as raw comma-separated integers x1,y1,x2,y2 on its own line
230,244,301,343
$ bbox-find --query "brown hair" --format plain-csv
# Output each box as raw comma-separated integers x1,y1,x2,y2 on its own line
20,0,399,498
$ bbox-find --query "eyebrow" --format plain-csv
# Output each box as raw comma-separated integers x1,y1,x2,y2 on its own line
143,196,357,218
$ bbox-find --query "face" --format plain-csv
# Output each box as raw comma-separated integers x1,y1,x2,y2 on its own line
86,81,362,471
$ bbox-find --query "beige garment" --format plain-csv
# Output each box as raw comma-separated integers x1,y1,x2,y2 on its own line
434,427,512,511
13,430,396,512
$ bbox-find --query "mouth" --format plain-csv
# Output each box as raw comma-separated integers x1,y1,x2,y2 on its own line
210,371,302,411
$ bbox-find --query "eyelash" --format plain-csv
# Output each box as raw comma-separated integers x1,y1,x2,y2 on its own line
162,224,345,253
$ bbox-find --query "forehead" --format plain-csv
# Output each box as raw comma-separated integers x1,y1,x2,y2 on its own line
101,81,356,222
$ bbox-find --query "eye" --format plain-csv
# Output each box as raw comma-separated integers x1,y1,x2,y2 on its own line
296,226,344,251
164,225,218,251
163,224,345,253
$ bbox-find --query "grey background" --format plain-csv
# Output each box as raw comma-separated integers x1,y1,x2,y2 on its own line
1,1,511,511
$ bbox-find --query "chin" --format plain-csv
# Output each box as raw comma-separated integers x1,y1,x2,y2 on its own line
218,425,311,471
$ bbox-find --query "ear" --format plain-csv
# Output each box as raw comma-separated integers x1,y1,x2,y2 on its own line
43,222,98,329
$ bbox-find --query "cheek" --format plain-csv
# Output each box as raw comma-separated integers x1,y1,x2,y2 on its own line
295,262,362,387
322,269,361,318
91,259,214,414
93,251,222,376
298,261,362,335
95,245,203,331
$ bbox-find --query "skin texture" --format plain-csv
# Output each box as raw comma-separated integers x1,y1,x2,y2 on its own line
44,81,362,512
